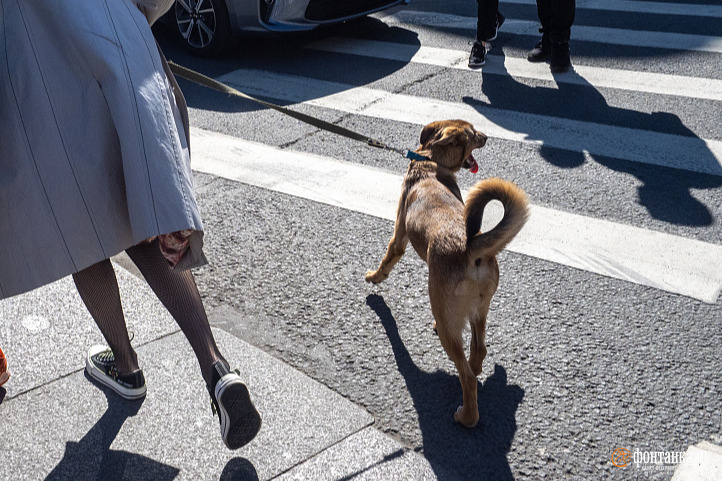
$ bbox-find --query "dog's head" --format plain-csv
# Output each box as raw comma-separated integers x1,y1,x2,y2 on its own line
416,120,487,173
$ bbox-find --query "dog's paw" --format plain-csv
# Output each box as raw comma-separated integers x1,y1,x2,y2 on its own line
454,406,479,428
365,270,387,284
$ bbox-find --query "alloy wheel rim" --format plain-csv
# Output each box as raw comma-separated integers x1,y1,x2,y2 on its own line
176,0,217,49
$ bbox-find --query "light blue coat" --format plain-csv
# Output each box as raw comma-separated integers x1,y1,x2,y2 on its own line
0,0,205,299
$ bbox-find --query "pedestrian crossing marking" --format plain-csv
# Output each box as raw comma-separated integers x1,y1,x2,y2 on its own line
189,127,722,304
215,69,722,176
378,12,722,54
306,38,722,101
501,0,722,18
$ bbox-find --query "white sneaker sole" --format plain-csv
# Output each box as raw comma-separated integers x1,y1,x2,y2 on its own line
85,345,146,400
215,373,261,450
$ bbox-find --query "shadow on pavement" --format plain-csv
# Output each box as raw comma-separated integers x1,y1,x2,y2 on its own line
219,457,259,481
44,374,179,481
153,17,421,115
367,294,524,481
463,50,721,227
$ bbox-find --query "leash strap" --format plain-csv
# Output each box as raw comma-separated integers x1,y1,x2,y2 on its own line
167,61,429,161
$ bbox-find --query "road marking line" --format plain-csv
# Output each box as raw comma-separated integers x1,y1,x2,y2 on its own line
378,12,722,54
305,37,722,101
190,127,722,304
502,0,722,18
216,69,722,176
672,441,722,481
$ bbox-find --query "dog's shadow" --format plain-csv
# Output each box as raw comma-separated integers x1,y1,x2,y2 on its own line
366,294,524,481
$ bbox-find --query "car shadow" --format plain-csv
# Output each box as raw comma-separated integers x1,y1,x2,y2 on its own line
44,377,179,481
462,50,721,226
152,17,421,114
366,294,524,481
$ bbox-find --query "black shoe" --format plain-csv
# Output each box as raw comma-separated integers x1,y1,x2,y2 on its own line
85,345,146,400
527,35,551,62
550,40,571,73
468,41,487,68
208,360,261,450
486,12,505,41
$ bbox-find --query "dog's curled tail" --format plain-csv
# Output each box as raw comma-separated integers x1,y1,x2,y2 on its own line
465,178,529,259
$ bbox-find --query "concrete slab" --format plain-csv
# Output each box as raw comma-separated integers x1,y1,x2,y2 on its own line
276,427,457,481
0,328,374,481
672,441,722,481
0,265,177,400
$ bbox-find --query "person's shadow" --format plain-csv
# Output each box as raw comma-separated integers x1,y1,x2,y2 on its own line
44,375,179,481
366,294,524,481
463,50,721,227
43,374,260,481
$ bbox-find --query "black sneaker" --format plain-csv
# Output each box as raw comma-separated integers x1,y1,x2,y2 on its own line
208,360,261,450
550,40,571,73
468,41,487,68
85,345,146,400
527,35,551,62
486,12,505,42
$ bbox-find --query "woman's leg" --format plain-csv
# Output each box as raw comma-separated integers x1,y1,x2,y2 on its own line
126,240,261,449
125,240,223,385
73,259,139,374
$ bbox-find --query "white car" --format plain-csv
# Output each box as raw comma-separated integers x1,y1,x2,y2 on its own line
165,0,407,55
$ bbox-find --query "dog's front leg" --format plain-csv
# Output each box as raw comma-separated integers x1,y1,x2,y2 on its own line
365,196,408,284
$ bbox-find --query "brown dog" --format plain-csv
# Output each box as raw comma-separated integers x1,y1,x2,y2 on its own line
365,119,529,428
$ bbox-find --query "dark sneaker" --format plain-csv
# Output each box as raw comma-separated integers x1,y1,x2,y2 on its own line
85,345,146,400
550,40,571,73
527,35,551,62
468,41,487,68
209,360,261,450
486,12,505,41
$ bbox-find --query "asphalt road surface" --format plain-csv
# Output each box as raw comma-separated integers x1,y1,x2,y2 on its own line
152,1,722,479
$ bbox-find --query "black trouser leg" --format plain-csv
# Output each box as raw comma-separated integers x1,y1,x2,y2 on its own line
476,0,500,41
536,0,575,42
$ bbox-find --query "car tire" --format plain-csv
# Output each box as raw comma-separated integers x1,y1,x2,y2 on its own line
169,0,232,57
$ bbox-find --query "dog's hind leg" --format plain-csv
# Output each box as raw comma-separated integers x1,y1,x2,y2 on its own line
436,321,480,428
468,299,490,377
431,283,480,427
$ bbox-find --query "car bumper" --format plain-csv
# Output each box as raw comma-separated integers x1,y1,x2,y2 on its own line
226,0,405,34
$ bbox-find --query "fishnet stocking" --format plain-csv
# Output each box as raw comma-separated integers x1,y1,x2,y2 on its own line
126,240,224,385
73,241,224,385
72,260,139,374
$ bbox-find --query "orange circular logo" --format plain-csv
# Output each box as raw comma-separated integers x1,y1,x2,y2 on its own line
612,448,631,467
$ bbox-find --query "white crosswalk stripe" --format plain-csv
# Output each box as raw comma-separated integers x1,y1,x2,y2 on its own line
305,37,722,101
188,5,722,304
378,12,722,53
502,0,722,18
216,69,722,176
190,127,722,303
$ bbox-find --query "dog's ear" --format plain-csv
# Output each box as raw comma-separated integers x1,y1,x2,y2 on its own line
419,123,440,147
420,125,457,148
428,129,458,147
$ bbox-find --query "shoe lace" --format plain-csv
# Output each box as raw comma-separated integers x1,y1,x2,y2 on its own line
97,349,115,363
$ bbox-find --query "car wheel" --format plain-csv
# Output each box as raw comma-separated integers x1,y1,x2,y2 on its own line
170,0,232,56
